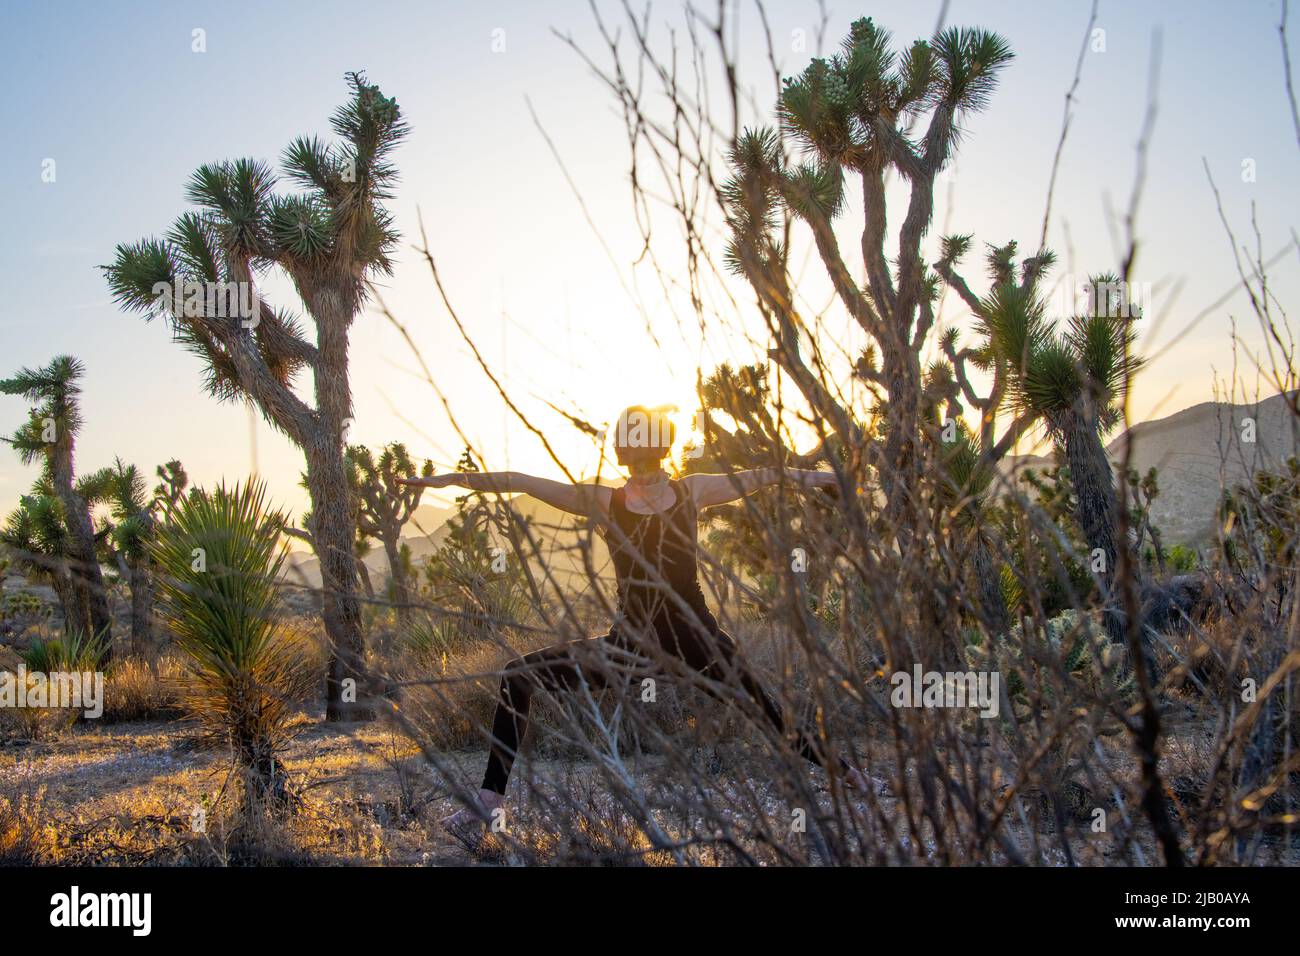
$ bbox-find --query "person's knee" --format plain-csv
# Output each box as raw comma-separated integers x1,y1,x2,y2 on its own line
501,658,532,703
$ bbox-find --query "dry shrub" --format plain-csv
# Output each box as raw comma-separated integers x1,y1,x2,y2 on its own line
0,705,73,742
475,783,681,866
283,615,332,704
100,655,186,723
1154,611,1246,697
0,767,55,864
395,628,555,752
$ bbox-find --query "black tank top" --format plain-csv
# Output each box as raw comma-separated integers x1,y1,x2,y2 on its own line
606,479,714,631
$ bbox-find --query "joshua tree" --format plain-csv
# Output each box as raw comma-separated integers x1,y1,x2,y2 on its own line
153,459,190,522
82,458,168,656
937,239,1145,643
0,357,112,649
346,442,432,623
721,18,1015,533
286,472,378,602
1,485,82,632
685,363,843,609
105,73,409,720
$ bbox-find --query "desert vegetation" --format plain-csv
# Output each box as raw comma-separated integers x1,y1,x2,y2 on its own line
1,4,1298,869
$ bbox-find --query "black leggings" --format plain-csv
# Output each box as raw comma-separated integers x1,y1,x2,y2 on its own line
480,623,832,794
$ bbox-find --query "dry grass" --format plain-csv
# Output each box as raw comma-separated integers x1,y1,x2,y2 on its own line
101,655,186,723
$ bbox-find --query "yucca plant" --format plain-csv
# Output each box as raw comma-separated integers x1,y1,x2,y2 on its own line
6,629,108,738
152,481,312,812
21,628,109,673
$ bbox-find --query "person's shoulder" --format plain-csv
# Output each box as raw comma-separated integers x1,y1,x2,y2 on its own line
674,475,701,506
592,482,618,510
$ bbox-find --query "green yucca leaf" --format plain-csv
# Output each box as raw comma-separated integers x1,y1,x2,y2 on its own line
283,135,341,195
782,161,846,221
151,480,287,674
22,628,109,673
1019,339,1080,419
932,26,1014,112
103,239,177,316
268,195,334,261
897,39,937,108
167,212,223,283
940,233,973,263
979,280,1049,366
184,158,275,254
150,479,313,803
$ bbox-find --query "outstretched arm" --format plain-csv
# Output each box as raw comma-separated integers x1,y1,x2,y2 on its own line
397,471,610,517
683,468,839,509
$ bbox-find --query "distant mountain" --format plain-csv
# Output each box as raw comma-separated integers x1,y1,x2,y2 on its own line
1000,391,1299,545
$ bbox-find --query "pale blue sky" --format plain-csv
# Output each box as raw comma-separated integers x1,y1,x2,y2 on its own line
1,0,1296,520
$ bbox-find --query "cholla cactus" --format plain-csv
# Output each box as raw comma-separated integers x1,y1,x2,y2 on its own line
968,608,1133,713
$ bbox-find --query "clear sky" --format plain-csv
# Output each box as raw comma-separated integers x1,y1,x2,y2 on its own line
1,0,1297,522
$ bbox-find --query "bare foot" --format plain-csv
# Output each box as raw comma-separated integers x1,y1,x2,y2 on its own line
843,766,872,792
440,788,505,839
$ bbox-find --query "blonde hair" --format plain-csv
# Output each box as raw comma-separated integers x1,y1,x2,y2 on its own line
612,405,676,466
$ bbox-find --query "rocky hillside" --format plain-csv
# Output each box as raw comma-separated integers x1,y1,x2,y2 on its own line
1001,391,1298,545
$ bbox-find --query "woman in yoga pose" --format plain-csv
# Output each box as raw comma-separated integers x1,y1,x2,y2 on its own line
398,405,864,830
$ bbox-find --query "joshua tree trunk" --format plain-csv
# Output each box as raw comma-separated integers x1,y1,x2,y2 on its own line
971,533,1011,637
356,558,375,599
1060,401,1131,646
50,572,84,638
308,294,370,721
308,452,369,721
50,454,112,651
878,341,925,535
128,562,153,656
382,537,410,622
